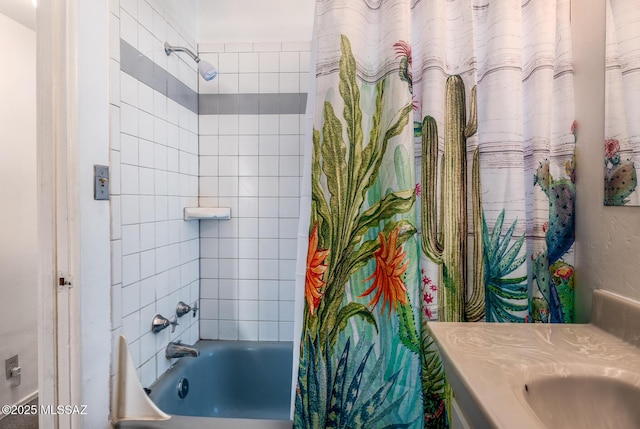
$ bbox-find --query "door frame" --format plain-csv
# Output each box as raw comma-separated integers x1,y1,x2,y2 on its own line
36,0,78,427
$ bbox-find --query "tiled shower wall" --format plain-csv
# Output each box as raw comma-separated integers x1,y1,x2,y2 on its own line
198,42,310,341
109,0,200,389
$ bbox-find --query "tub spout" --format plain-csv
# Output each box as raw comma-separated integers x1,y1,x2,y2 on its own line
165,341,199,359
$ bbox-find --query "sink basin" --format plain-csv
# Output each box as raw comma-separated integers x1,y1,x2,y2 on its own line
520,365,640,428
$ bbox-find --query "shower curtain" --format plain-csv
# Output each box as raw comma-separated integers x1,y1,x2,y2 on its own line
293,0,576,427
604,0,640,206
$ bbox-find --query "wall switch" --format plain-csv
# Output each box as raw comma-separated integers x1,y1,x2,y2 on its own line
94,165,110,200
5,355,18,380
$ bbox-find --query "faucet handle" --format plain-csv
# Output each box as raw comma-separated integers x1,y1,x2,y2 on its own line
192,301,199,318
169,315,179,333
176,301,192,317
152,314,171,333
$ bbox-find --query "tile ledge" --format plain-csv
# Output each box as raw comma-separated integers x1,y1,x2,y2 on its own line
183,207,231,221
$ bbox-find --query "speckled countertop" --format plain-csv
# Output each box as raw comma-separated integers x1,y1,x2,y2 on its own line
428,290,640,429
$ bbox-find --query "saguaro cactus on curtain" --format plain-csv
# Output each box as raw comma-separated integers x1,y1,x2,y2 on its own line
295,1,576,428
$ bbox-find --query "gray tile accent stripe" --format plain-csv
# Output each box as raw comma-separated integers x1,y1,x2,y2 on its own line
120,39,308,116
120,39,198,114
199,93,307,115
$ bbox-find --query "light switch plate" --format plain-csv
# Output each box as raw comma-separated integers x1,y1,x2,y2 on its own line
94,165,110,200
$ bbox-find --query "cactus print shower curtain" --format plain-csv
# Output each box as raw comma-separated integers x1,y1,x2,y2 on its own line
293,1,575,427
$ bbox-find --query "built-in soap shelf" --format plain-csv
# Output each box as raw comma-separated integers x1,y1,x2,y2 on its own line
183,207,231,221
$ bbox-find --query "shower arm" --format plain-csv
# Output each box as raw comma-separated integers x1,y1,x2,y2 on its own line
164,42,201,63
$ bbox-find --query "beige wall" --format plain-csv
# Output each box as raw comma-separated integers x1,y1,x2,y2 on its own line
573,0,640,322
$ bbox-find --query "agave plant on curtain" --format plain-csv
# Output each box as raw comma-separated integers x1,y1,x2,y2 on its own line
293,1,576,428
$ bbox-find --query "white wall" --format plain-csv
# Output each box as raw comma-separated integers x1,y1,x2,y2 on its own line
197,0,315,43
75,0,112,425
0,12,38,409
573,0,640,322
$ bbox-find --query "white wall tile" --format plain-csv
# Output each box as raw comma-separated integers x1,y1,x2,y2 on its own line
238,177,258,197
121,72,139,108
219,300,238,320
218,74,239,94
279,239,298,260
259,73,279,93
258,135,278,155
279,135,300,155
139,167,155,195
238,259,258,280
199,115,219,135
259,218,278,239
239,53,259,72
238,116,259,135
279,177,300,197
238,239,258,259
279,156,299,177
259,197,279,217
111,1,202,386
280,52,300,73
259,156,278,176
238,281,258,300
219,52,239,73
121,195,140,225
279,115,300,134
138,82,154,114
218,115,239,135
259,259,279,280
279,322,293,341
259,52,279,72
237,198,258,218
111,241,123,286
121,286,140,326
219,156,239,176
218,321,238,340
122,224,141,255
259,280,279,301
120,10,138,48
238,321,258,341
279,281,295,301
259,115,279,134
218,135,239,156
259,321,278,341
198,44,309,345
279,73,299,93
121,102,139,136
200,319,218,339
111,196,122,240
239,135,259,155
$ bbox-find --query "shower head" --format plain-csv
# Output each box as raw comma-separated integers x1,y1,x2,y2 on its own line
164,42,218,81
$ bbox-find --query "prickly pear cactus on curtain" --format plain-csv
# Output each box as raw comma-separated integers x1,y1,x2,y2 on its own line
604,0,640,206
296,1,575,428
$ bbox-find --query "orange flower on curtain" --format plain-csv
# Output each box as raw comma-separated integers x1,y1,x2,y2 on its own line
305,223,329,316
359,227,409,316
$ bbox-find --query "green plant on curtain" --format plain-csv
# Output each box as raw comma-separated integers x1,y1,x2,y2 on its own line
482,210,528,323
295,34,423,428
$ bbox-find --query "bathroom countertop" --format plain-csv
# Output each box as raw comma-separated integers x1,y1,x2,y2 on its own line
428,321,640,428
